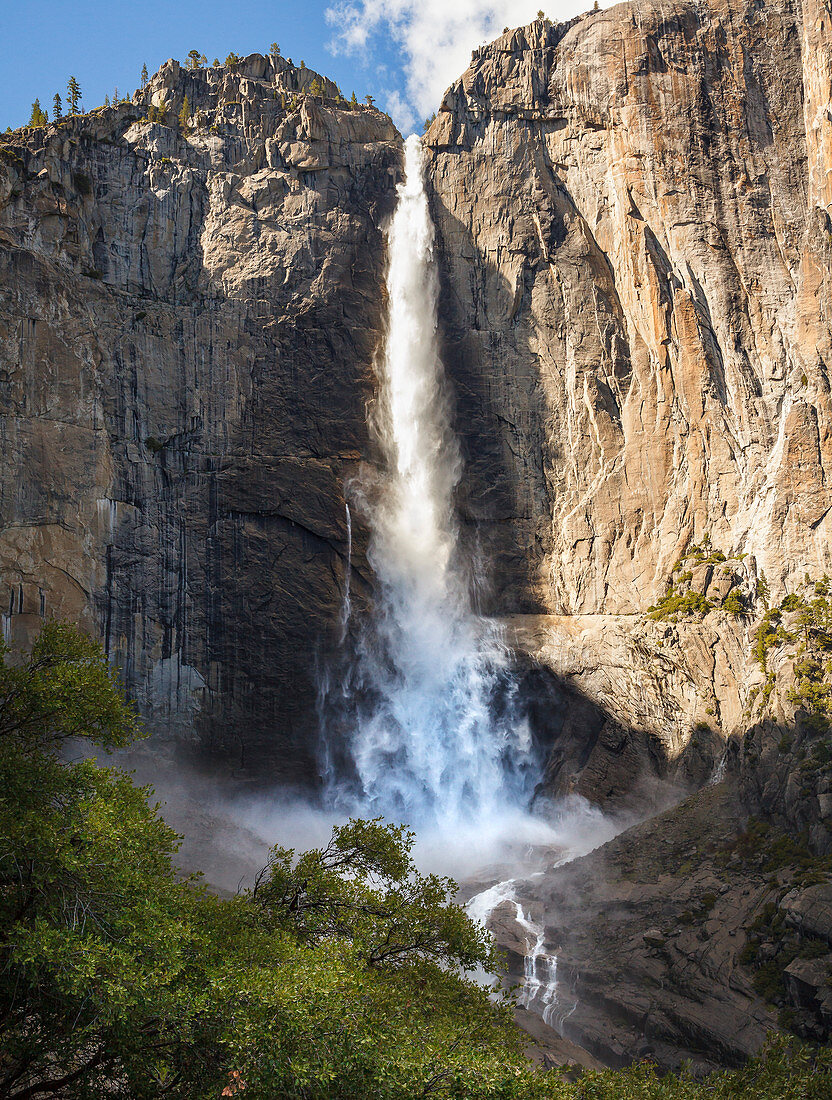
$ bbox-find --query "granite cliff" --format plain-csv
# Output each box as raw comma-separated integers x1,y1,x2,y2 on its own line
2,0,832,1070
0,56,399,780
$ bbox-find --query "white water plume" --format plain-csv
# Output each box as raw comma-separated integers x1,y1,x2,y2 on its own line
326,134,539,828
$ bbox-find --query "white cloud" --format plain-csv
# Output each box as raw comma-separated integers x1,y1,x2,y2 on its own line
325,0,591,133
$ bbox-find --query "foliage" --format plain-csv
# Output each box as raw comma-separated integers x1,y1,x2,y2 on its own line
646,540,751,621
66,75,81,115
3,625,832,1098
140,62,149,89
27,99,48,127
224,52,241,68
179,94,190,129
52,92,62,120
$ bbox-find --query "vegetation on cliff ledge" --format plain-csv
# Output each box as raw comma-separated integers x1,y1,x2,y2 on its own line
1,624,831,1098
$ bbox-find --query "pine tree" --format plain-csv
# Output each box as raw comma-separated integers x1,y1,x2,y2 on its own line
27,99,48,127
213,58,220,67
224,52,240,68
179,94,190,129
270,42,280,58
67,76,81,115
199,54,207,66
537,9,545,18
52,93,62,120
104,95,110,107
309,77,323,98
140,63,149,89
350,91,358,108
113,87,119,104
186,50,201,70
364,93,375,106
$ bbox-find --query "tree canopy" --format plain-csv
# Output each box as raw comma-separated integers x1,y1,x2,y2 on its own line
1,623,831,1099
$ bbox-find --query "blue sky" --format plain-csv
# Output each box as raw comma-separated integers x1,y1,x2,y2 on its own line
1,0,594,135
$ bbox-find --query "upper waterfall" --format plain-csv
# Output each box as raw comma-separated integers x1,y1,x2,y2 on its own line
323,135,540,827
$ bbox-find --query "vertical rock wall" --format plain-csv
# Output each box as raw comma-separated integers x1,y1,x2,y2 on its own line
426,0,832,616
0,57,400,779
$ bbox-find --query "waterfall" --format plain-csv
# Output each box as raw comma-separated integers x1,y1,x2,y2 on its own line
324,135,539,827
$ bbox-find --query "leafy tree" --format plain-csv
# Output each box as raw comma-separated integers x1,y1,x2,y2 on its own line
27,99,48,127
1,623,832,1098
52,92,62,119
140,62,149,89
187,49,202,70
66,75,81,115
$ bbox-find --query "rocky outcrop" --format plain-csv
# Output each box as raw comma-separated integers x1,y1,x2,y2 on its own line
481,781,832,1071
427,0,832,617
0,56,400,778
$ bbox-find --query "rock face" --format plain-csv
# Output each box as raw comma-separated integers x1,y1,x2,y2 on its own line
0,56,400,778
482,782,832,1072
426,0,832,616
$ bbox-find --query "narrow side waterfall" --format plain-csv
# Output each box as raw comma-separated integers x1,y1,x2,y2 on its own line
324,135,539,828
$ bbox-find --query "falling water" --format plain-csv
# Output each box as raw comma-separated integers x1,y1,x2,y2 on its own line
325,135,539,827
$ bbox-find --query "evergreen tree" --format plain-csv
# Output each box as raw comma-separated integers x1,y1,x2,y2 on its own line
112,87,119,104
224,52,240,68
350,90,358,107
270,42,280,57
365,93,375,106
104,95,110,107
186,49,201,70
140,63,149,89
27,99,48,127
66,75,81,115
52,93,62,119
199,53,207,66
309,77,323,99
213,57,220,66
179,94,190,129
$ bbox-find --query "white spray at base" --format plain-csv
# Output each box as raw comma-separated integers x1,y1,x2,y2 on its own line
327,134,539,827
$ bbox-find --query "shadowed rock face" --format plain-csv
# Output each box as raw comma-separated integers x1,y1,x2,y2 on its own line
0,56,401,779
426,0,832,616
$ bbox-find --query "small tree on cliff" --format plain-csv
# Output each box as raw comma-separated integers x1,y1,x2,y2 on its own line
186,49,202,70
179,94,190,129
66,75,81,115
140,62,149,89
52,93,62,119
27,99,48,127
270,41,281,58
